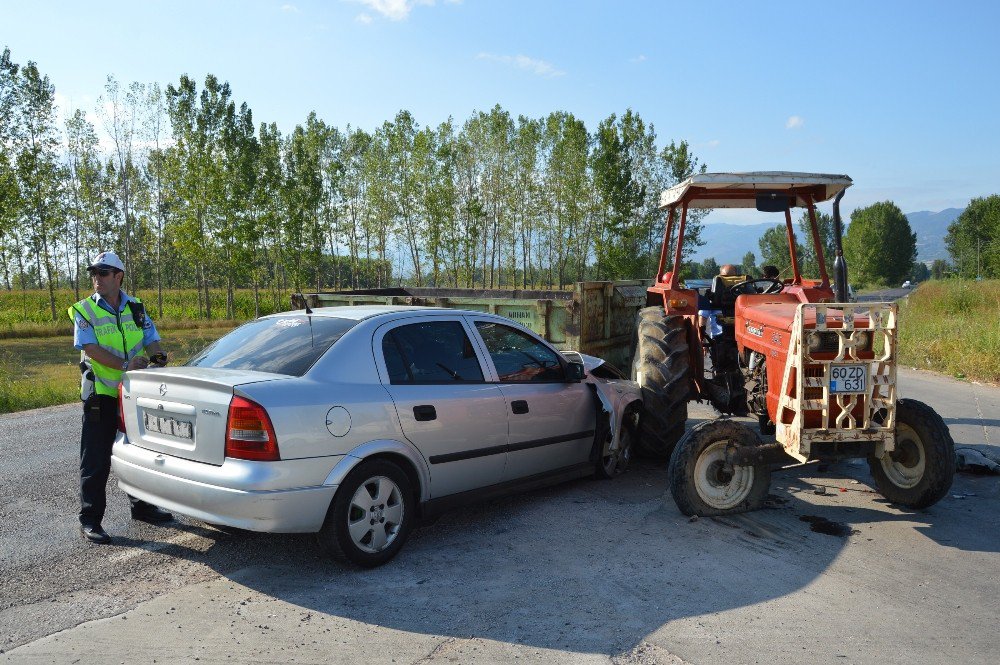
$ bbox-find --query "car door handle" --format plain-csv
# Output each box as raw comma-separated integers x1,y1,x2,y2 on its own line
511,400,529,415
413,405,437,422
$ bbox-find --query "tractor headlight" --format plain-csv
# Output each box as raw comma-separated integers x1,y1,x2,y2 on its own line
806,330,839,353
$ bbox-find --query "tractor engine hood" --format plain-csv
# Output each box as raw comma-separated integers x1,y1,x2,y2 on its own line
736,298,871,333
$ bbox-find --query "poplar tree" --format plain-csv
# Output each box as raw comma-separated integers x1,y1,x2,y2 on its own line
14,61,64,317
0,49,20,290
282,113,325,291
65,109,105,298
540,111,589,288
98,77,147,289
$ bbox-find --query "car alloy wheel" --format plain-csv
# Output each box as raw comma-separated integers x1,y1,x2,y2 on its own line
347,474,405,553
317,458,415,567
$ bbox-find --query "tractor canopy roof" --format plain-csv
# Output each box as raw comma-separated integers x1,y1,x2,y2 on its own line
658,171,852,210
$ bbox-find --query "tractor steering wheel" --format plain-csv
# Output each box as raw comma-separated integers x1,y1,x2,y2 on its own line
730,278,784,296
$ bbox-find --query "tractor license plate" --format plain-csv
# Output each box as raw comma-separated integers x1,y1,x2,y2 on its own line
830,364,867,394
144,412,193,439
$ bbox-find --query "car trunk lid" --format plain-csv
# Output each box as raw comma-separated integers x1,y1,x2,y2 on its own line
121,367,289,466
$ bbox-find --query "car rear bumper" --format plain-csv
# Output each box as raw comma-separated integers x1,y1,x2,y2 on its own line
112,437,339,533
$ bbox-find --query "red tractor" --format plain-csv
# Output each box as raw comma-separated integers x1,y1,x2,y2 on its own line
633,172,955,516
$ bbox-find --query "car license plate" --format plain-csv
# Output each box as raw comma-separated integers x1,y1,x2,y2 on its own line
830,364,867,394
144,411,193,439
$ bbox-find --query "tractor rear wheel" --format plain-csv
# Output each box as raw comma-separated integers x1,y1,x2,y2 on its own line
632,307,690,459
868,398,955,509
668,419,771,516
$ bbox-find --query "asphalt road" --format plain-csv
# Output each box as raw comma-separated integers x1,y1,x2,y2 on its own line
855,286,914,303
1,367,998,664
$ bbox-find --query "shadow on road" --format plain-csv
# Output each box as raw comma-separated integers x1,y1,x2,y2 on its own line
135,453,997,656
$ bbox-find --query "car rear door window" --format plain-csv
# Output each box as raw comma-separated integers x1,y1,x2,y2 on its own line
186,316,356,376
383,321,484,384
474,321,565,382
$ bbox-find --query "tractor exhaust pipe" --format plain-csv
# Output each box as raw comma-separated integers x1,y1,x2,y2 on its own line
832,189,848,302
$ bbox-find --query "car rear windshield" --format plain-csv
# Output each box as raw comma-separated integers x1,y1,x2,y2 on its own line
185,316,357,376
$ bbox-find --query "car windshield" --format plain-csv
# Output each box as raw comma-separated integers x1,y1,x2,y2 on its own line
186,315,357,376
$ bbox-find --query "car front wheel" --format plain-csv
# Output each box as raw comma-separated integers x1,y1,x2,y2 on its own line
596,406,638,479
317,459,415,568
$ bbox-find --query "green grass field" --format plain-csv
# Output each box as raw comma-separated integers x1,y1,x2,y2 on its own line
0,326,237,413
0,288,292,338
0,287,289,412
896,279,1000,382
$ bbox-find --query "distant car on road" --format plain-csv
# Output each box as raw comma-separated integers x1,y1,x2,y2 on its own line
902,280,913,288
112,306,642,567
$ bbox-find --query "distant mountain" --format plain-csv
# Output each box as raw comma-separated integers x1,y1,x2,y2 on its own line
688,222,776,264
905,208,963,262
688,208,963,265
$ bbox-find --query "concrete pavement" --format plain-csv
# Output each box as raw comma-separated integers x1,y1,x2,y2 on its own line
2,367,998,664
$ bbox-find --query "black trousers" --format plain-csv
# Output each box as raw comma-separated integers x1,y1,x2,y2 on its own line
79,394,150,527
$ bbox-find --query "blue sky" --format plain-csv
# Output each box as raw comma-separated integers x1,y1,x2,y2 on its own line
4,0,999,223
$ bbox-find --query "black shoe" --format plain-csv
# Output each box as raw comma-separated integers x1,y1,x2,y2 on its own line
80,524,112,544
131,506,174,523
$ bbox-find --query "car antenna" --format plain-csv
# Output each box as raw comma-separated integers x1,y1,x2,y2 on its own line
296,293,313,315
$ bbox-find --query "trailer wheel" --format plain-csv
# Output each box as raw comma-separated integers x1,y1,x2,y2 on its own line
632,307,690,459
868,398,955,509
668,419,771,516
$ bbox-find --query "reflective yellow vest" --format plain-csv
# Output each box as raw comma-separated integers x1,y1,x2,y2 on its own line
68,296,146,398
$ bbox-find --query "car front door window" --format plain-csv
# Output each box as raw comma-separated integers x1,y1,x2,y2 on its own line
472,320,593,481
473,321,565,382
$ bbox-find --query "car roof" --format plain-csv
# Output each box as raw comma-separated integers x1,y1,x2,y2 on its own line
659,171,852,210
264,305,497,322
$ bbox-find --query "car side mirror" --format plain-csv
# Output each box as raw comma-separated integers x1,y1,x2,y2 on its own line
566,361,586,382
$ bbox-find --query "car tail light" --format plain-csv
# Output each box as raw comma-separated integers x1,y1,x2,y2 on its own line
225,396,280,461
117,383,126,433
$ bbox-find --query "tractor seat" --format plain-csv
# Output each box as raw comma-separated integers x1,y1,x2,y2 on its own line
709,274,748,314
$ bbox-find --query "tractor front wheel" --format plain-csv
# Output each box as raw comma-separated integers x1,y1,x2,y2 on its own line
868,398,955,509
632,307,690,460
668,419,771,516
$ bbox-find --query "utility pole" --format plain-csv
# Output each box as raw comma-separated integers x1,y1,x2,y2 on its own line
977,237,982,281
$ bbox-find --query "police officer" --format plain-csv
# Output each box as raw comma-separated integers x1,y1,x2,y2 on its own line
70,251,173,544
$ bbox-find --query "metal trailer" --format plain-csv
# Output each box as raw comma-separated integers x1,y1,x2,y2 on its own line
291,281,650,374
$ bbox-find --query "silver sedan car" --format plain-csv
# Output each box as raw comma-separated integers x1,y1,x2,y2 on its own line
113,306,642,567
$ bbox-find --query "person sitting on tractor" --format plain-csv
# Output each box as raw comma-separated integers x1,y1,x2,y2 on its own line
761,264,779,280
710,264,749,314
699,264,747,339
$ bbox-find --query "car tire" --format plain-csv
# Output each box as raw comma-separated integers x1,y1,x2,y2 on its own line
595,405,638,479
668,419,771,517
632,307,690,460
316,459,415,568
867,398,955,509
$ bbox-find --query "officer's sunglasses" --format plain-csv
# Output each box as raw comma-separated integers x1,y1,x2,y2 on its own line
88,268,116,277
